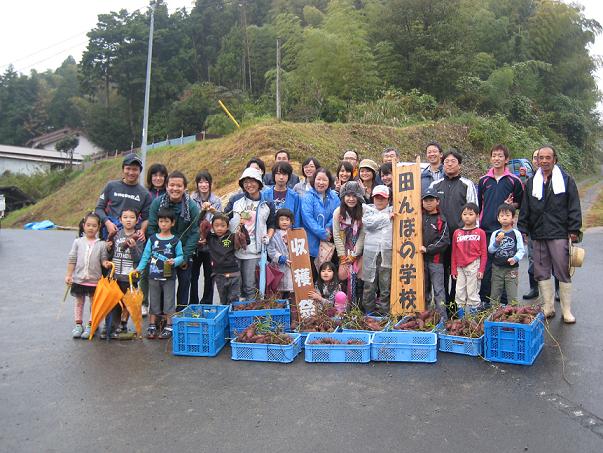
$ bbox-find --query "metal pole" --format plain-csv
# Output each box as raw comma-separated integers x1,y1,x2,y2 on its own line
276,38,281,120
140,2,155,171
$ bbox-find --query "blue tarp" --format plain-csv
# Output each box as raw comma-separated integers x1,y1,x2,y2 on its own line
24,220,55,230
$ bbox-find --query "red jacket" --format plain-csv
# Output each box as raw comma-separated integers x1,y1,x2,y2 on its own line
451,227,487,276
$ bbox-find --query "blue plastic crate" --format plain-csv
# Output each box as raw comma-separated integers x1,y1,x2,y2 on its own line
295,327,340,350
228,299,290,338
172,304,229,357
341,316,390,334
371,331,437,362
438,333,484,357
304,332,371,363
484,312,544,365
230,333,301,363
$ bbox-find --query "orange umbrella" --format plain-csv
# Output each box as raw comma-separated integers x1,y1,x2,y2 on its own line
121,271,143,337
89,263,124,340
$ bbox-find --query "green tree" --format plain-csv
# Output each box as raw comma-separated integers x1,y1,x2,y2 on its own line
55,135,79,168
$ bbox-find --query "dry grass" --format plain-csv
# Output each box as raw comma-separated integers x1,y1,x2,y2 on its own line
585,189,603,228
4,119,489,227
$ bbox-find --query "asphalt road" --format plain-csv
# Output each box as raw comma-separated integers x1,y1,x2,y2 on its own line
1,228,602,453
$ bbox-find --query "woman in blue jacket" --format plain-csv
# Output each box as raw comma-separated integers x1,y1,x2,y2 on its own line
301,167,339,273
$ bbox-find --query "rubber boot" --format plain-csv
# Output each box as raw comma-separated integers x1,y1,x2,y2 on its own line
559,282,575,324
538,278,555,318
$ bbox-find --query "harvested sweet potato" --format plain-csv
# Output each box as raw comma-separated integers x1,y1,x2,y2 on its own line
393,309,441,331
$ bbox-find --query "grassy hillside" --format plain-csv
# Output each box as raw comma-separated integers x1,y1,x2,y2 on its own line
5,119,489,228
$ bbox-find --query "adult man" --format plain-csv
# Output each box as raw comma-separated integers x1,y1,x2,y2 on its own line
477,144,524,306
375,147,399,185
523,149,541,300
95,153,153,322
421,142,444,193
147,171,200,310
263,149,300,188
95,153,152,240
518,146,582,323
342,149,360,179
430,149,477,307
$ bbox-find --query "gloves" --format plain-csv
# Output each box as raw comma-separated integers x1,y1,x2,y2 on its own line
262,235,270,245
278,255,287,265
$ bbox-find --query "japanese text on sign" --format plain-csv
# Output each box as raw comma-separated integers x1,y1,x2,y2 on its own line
390,158,424,315
287,228,316,320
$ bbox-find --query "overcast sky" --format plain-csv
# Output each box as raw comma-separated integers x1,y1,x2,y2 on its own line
1,1,602,101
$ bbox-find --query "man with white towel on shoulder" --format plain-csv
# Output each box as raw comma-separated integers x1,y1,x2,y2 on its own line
518,146,582,323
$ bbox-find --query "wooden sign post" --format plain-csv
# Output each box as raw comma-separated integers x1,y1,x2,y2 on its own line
390,156,425,316
287,228,315,320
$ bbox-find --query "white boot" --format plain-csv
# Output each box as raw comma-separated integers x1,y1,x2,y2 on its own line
538,278,555,318
559,282,575,324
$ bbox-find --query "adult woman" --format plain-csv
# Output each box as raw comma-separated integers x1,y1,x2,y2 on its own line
190,170,222,305
230,167,276,299
293,156,321,197
334,160,354,194
358,159,379,203
333,181,366,307
224,157,267,214
301,168,339,273
147,171,200,310
146,163,168,200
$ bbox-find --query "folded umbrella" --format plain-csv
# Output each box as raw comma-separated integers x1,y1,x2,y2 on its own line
121,271,144,337
89,263,124,340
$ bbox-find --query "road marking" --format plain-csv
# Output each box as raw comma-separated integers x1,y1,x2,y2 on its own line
539,392,603,439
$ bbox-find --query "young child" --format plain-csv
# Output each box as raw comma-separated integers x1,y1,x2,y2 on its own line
135,208,184,339
451,203,487,314
65,212,110,339
267,208,294,298
106,208,145,337
420,188,450,319
308,261,347,314
488,203,525,304
207,213,249,304
361,185,393,315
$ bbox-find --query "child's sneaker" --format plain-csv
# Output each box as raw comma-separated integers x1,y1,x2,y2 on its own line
146,324,157,339
72,324,84,338
81,323,91,339
159,326,173,340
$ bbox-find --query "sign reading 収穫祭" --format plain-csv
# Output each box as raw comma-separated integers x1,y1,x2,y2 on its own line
287,228,315,321
390,157,425,316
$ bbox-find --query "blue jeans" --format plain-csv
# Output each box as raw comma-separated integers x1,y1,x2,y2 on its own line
239,257,260,300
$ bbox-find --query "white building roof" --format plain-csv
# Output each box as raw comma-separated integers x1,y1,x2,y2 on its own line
0,144,83,165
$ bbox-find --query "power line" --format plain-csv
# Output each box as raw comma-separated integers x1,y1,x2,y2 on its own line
0,30,90,68
12,40,90,74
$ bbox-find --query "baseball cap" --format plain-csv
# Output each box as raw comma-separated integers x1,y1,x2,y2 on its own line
422,187,440,199
122,153,143,168
372,185,390,198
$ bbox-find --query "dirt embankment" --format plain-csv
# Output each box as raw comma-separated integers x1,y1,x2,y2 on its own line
5,120,490,228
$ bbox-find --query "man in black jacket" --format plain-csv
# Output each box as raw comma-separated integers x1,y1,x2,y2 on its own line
518,146,582,323
429,149,478,307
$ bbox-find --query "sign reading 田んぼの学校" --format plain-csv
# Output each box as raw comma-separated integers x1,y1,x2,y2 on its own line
390,158,425,316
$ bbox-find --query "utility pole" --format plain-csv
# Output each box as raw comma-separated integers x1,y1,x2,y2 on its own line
241,0,252,93
140,1,155,171
276,38,281,120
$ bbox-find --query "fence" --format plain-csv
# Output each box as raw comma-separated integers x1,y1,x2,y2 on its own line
89,131,222,164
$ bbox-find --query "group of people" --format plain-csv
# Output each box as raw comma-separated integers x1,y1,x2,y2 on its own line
64,142,582,340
